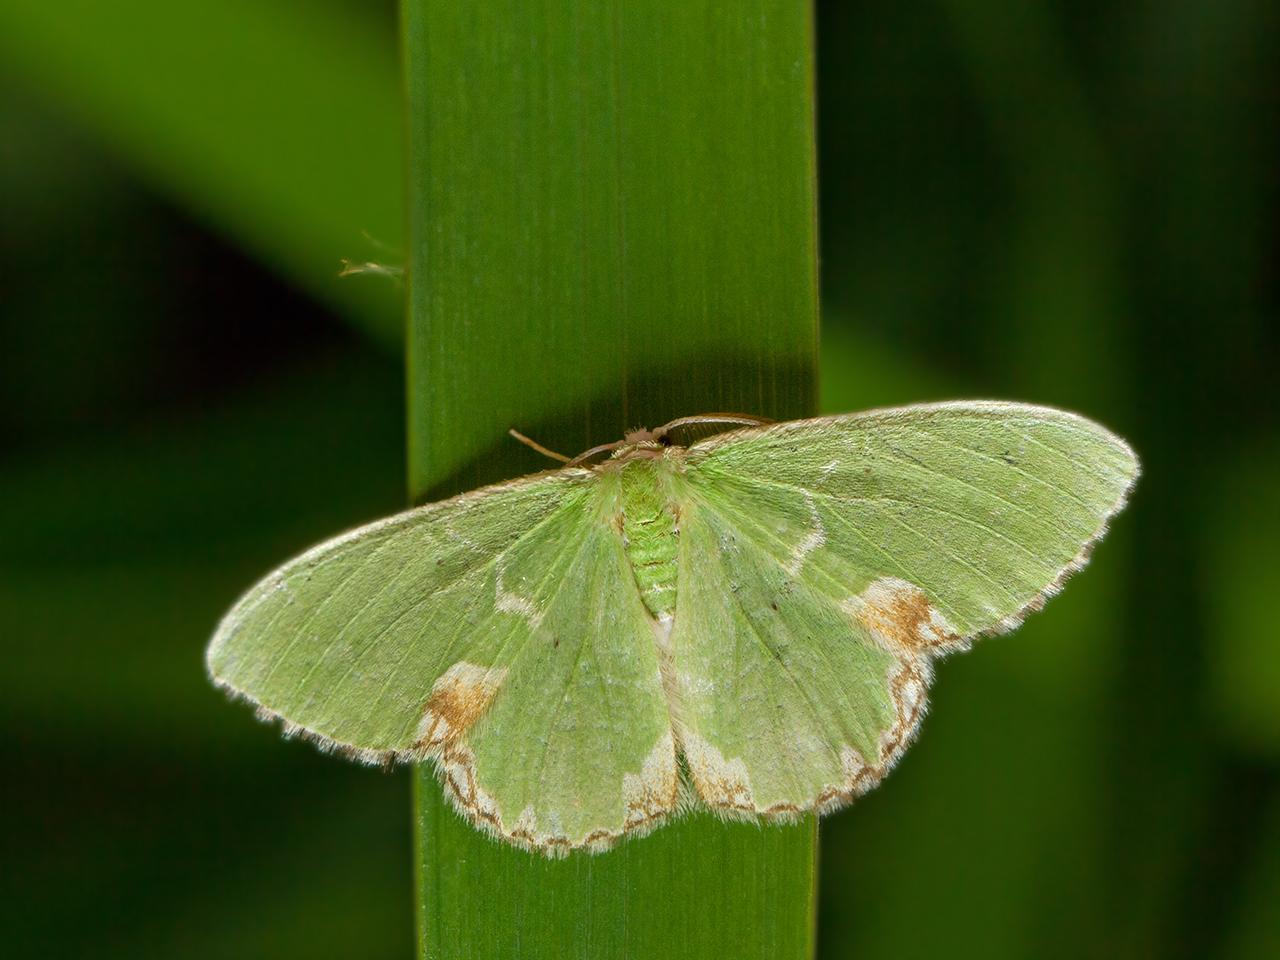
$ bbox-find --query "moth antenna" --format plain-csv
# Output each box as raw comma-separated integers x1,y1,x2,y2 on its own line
508,429,571,463
655,412,774,435
566,440,625,467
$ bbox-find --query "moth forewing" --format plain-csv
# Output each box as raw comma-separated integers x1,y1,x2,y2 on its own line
683,400,1139,639
206,469,593,760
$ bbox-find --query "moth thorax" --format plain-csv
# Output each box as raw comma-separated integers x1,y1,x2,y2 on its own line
618,460,679,618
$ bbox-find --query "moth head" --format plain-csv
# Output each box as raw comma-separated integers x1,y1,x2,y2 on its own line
608,437,666,464
558,413,772,468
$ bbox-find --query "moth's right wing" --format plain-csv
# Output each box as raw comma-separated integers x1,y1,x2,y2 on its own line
667,402,1137,820
207,468,676,855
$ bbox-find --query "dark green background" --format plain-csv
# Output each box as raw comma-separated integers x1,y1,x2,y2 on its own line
2,2,1277,957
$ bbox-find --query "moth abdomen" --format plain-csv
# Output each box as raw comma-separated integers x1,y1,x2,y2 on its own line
618,458,681,617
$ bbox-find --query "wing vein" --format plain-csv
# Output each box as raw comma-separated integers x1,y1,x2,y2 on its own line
906,424,1097,514
694,472,1009,622
367,502,597,743
693,497,867,795
257,533,405,690
529,547,595,831
720,548,842,793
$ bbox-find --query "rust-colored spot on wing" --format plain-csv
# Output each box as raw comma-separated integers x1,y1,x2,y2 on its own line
436,740,505,834
683,733,756,813
622,732,678,828
414,661,507,751
416,664,677,856
814,656,933,816
852,577,963,654
877,657,928,766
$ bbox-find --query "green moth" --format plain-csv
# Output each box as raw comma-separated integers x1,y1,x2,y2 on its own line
208,401,1137,856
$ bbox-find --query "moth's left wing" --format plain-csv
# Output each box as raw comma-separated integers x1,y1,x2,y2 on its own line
668,401,1137,817
208,469,677,854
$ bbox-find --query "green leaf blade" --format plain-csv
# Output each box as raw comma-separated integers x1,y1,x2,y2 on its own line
404,0,820,954
0,0,404,344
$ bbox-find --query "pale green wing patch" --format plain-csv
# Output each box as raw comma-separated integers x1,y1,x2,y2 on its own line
668,477,926,817
207,469,676,855
670,401,1137,816
687,401,1139,638
449,495,676,852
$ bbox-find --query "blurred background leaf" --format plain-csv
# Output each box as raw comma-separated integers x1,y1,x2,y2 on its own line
1,1,1277,958
1206,446,1280,757
0,0,403,347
